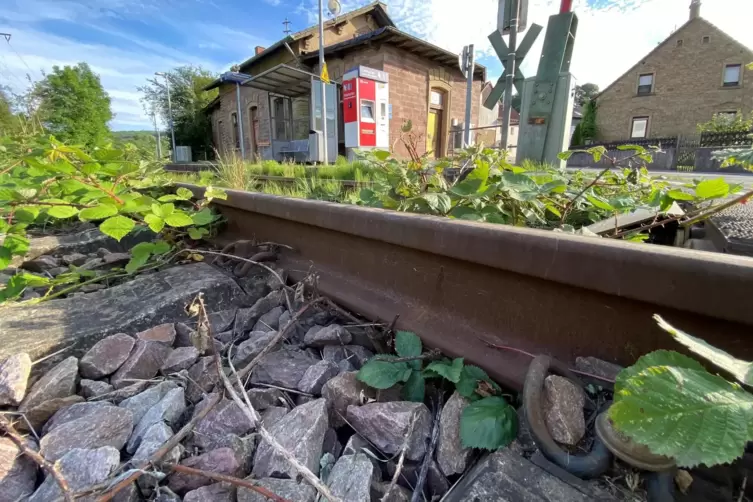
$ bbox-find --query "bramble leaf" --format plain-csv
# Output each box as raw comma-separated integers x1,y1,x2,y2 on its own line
99,215,135,242
395,331,422,359
46,206,79,219
3,234,29,256
144,214,165,233
176,187,193,200
695,178,729,199
610,349,753,467
425,358,464,383
191,208,215,226
401,370,425,402
78,204,118,221
460,396,517,449
357,359,412,389
164,211,194,227
0,246,11,270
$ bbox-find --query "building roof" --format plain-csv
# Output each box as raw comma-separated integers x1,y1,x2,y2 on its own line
598,16,753,98
300,26,486,81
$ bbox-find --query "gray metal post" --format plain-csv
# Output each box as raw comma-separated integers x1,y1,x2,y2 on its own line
500,0,519,151
318,0,328,164
152,112,162,160
463,44,475,147
236,82,246,160
164,77,177,162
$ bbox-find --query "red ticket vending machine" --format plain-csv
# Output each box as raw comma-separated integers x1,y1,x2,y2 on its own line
342,66,389,155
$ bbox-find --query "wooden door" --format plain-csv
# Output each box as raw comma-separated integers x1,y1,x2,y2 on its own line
426,110,441,157
249,106,259,161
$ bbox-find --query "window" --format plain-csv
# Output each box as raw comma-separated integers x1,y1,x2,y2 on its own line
637,73,654,95
230,113,240,149
360,100,375,122
702,36,710,44
676,39,683,47
430,90,444,107
723,64,742,87
631,117,649,138
269,96,292,140
718,111,738,123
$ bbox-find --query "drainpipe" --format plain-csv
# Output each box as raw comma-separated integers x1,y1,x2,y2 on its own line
236,82,246,160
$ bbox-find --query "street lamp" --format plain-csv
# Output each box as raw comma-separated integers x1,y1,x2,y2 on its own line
155,72,177,163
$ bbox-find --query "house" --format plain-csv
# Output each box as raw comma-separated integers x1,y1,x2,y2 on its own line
204,2,486,161
595,0,753,142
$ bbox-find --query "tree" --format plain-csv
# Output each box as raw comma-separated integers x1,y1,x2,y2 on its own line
0,88,14,135
574,83,599,107
697,112,753,133
31,63,112,147
571,99,598,147
112,130,170,161
138,66,219,161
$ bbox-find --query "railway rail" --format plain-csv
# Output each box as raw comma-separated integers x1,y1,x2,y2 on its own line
184,183,753,391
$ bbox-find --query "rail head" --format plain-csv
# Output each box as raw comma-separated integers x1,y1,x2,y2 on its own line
182,183,753,327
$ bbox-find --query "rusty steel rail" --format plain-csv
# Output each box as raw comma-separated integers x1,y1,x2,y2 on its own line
184,184,753,391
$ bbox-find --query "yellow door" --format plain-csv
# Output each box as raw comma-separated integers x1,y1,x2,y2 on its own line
426,110,438,157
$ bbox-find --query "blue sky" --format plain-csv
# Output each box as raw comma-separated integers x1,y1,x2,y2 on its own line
1,0,750,131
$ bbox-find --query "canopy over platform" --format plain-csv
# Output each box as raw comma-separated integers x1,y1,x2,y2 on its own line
204,64,337,97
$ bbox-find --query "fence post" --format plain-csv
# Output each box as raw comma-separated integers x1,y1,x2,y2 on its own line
670,135,680,171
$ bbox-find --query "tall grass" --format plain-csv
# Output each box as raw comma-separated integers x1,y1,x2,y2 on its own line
216,153,254,190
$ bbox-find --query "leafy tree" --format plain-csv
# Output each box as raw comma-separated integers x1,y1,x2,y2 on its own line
697,112,753,133
574,83,599,106
578,99,598,143
112,130,170,161
31,63,112,147
0,88,14,135
138,66,219,161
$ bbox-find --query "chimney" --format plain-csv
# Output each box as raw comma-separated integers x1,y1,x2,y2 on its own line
255,46,266,55
689,0,701,20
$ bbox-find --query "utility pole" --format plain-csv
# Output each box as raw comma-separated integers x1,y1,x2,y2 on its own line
318,0,328,164
462,45,475,147
152,112,162,160
282,18,292,35
235,82,246,160
500,0,519,151
155,72,177,162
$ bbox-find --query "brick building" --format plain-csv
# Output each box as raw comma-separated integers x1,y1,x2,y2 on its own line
204,2,485,160
595,0,753,142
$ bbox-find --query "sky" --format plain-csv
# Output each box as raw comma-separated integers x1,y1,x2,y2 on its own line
1,0,751,131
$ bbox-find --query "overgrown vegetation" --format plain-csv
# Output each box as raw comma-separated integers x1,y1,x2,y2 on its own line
571,98,598,147
0,134,225,303
357,331,517,450
611,315,753,468
697,112,753,133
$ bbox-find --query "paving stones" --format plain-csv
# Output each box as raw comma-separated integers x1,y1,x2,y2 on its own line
191,395,255,450
0,352,31,406
297,359,339,394
321,371,375,428
19,356,79,411
29,446,120,502
304,324,352,348
168,447,242,494
161,346,200,374
436,391,473,476
543,375,585,445
137,324,176,346
40,404,133,461
250,346,319,389
110,340,171,389
238,477,316,502
346,401,432,461
0,437,38,501
252,398,329,479
327,453,377,502
79,334,135,379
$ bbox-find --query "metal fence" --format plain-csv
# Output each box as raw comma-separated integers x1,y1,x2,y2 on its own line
571,136,678,150
699,131,752,147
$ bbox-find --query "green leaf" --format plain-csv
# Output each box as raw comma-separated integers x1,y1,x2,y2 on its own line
188,227,208,240
667,189,695,201
616,144,647,153
0,246,11,270
205,186,227,201
191,208,215,226
456,365,497,398
152,240,171,255
402,370,425,402
460,396,517,449
586,194,615,211
0,275,28,301
421,193,452,214
14,207,39,223
587,146,608,162
176,187,194,200
357,359,412,389
610,350,753,467
164,211,194,227
125,252,150,274
395,331,422,359
130,242,155,258
3,234,29,256
159,203,175,217
144,214,165,233
614,349,705,394
157,195,179,202
695,178,729,199
99,215,135,242
541,180,566,194
654,315,753,385
46,206,79,219
558,151,575,160
545,204,562,217
78,204,118,221
373,150,391,161
425,358,464,383
449,206,483,221
466,160,490,189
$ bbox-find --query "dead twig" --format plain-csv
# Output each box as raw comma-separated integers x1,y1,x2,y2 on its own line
170,464,290,502
93,392,222,501
373,349,441,364
194,295,343,502
411,394,443,502
0,415,74,502
31,343,74,366
382,412,418,502
738,475,748,502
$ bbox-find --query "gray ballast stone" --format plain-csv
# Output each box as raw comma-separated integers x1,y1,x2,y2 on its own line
0,263,247,370
19,356,78,412
238,477,316,502
327,453,377,502
29,446,120,502
345,401,431,461
0,437,38,501
0,352,32,406
79,333,135,379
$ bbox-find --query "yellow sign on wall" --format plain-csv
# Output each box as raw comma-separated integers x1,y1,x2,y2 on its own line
321,62,330,84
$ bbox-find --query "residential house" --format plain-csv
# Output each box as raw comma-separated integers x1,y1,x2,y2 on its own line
595,0,753,142
204,2,485,161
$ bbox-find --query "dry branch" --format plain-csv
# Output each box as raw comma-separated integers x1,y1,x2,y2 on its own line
411,395,443,502
381,413,418,502
0,415,73,502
